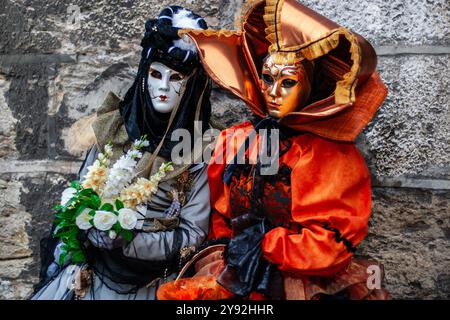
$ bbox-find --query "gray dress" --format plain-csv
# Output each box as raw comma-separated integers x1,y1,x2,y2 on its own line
32,145,211,300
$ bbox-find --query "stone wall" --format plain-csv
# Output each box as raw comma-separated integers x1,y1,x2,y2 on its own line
0,0,448,299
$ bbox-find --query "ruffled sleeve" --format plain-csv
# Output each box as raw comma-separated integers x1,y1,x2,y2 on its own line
207,129,232,239
207,122,255,239
261,135,372,276
122,164,210,261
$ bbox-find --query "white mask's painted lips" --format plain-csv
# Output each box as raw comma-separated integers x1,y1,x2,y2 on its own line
159,95,168,101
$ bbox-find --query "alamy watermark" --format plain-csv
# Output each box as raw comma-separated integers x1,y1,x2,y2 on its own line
367,265,382,290
67,4,81,30
169,121,280,175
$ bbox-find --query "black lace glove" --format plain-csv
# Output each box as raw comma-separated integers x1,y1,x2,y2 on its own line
87,229,127,250
216,214,284,298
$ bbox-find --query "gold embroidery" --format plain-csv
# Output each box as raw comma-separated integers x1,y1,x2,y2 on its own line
178,28,241,38
167,170,194,206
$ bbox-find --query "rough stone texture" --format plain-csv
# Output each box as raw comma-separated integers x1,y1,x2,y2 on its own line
0,75,17,159
360,188,450,299
362,55,450,178
0,178,32,260
211,90,251,128
301,0,450,46
0,0,449,299
0,177,35,299
0,0,243,55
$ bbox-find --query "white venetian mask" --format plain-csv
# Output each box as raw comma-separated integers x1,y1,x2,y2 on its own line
147,62,190,113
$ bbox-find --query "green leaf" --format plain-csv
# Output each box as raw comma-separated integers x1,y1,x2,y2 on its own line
54,225,78,237
78,189,95,197
76,191,100,210
64,196,78,208
91,195,101,209
52,204,64,211
112,222,122,232
54,213,65,220
84,201,97,210
68,239,81,249
59,251,68,265
55,220,76,229
71,251,86,263
121,230,133,242
70,180,81,190
100,203,114,211
54,227,67,236
75,205,87,215
58,210,76,221
115,199,124,210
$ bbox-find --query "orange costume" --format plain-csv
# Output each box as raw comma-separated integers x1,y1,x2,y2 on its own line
158,0,389,300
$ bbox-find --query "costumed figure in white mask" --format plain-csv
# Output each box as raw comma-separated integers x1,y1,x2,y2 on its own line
31,6,214,300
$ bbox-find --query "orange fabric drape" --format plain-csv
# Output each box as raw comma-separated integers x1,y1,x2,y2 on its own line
157,123,381,300
207,122,372,277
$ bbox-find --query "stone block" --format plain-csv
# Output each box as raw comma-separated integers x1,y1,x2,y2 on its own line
362,55,450,178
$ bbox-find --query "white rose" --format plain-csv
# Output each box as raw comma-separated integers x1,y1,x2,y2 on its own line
118,208,138,230
61,187,77,206
93,210,118,231
75,208,93,230
108,230,117,240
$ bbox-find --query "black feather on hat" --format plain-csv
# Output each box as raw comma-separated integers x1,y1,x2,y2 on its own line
140,6,208,74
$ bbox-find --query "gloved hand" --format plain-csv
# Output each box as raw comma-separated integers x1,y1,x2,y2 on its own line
217,215,267,297
87,229,127,250
216,214,284,298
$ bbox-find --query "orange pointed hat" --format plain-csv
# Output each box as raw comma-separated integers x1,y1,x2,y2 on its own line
180,0,388,142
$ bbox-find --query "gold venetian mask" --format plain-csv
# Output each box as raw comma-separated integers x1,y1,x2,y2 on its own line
260,53,312,118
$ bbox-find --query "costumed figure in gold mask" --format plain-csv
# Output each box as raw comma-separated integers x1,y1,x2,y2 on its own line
157,0,390,300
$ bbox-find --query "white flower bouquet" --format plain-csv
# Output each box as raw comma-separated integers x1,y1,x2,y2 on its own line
53,136,174,264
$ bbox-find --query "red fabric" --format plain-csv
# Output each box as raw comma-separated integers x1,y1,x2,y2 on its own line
156,247,389,300
157,276,234,300
207,122,372,277
157,247,233,300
